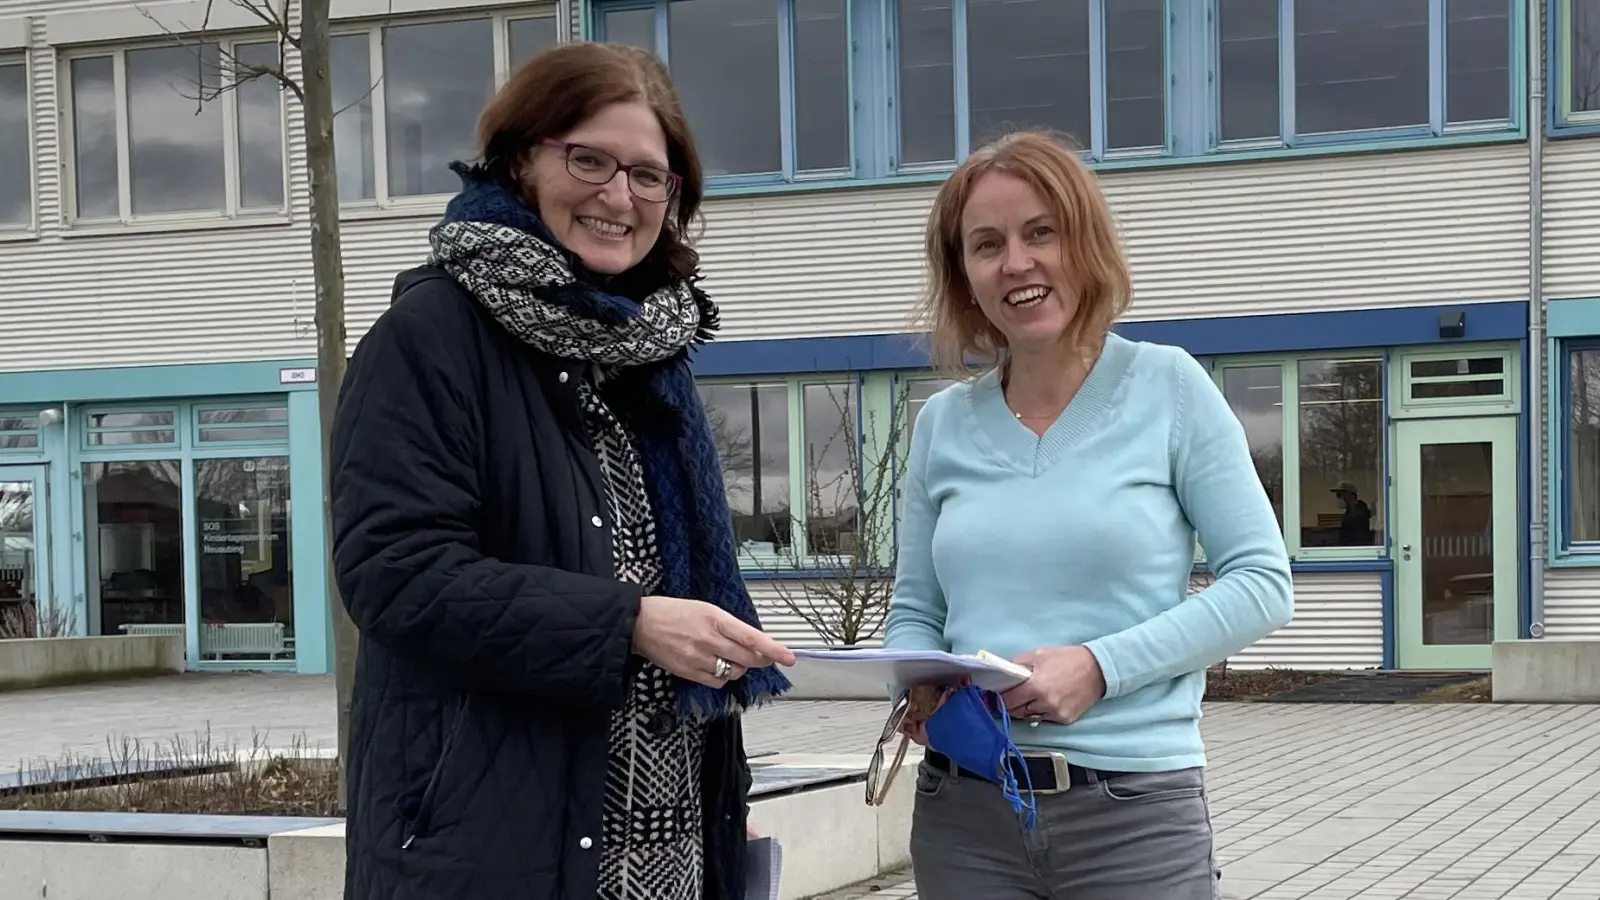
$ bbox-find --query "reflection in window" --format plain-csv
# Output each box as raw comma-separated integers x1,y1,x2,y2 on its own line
330,34,377,203
794,0,850,171
197,458,294,660
0,415,39,450
699,384,791,554
509,16,558,68
905,378,955,442
1293,0,1428,134
1104,0,1165,150
86,410,178,446
1221,366,1284,532
1218,0,1279,142
0,63,29,227
966,0,1090,153
84,461,185,638
1573,0,1600,115
0,479,36,610
197,406,289,443
670,0,781,176
604,6,658,50
897,0,956,164
383,19,496,197
127,45,226,216
803,384,857,554
235,42,287,210
1298,358,1383,549
1569,349,1600,544
70,56,119,219
1445,0,1510,124
1419,441,1495,646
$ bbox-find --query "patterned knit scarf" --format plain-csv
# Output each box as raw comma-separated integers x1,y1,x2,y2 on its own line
427,164,791,721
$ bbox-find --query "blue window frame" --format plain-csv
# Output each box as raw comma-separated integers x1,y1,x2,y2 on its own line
591,0,854,186
1559,340,1600,558
1549,0,1600,132
590,0,1524,191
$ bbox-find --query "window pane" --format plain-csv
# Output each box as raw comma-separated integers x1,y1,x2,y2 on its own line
794,0,850,171
87,410,177,445
330,34,376,202
1572,0,1600,114
1221,366,1285,532
1298,358,1384,549
384,19,495,197
71,56,119,219
1446,0,1510,123
897,0,955,164
967,0,1089,152
1104,0,1165,150
1570,349,1600,543
604,7,658,51
0,479,37,612
85,461,184,637
0,64,28,226
197,457,294,661
127,44,226,215
803,383,856,555
0,415,39,450
1294,0,1427,134
235,42,286,209
699,384,791,554
1218,0,1280,142
509,17,558,69
669,0,782,176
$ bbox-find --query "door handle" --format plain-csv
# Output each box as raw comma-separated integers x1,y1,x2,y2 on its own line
1401,543,1413,561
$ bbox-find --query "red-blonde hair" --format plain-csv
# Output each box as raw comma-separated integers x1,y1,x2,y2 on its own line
916,130,1132,377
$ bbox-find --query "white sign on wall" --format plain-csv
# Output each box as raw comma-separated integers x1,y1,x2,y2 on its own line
279,367,317,385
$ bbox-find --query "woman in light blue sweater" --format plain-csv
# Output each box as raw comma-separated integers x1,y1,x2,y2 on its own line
884,130,1294,898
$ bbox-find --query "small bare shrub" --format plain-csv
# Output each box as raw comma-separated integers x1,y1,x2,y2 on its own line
0,726,340,816
0,600,79,640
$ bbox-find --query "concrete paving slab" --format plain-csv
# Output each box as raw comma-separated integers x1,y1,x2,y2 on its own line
9,677,1600,898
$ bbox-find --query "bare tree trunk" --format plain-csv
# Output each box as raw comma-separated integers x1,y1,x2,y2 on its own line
297,0,356,807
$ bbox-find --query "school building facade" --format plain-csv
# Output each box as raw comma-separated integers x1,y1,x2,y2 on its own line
1,0,1599,674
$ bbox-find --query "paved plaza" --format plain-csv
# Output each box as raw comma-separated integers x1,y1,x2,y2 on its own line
6,675,1600,898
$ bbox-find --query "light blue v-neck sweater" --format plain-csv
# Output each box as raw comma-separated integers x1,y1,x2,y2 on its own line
885,333,1293,772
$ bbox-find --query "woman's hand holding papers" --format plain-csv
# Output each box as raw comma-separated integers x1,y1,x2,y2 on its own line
1000,646,1106,724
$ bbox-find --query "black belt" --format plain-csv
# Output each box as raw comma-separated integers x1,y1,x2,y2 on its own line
924,749,1130,793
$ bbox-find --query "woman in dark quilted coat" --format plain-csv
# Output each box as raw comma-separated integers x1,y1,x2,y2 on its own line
328,42,795,900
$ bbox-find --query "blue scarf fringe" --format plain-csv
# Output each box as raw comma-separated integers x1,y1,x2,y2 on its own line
436,165,792,720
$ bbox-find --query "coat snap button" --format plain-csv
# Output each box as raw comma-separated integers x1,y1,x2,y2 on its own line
591,515,603,527
579,837,593,849
558,371,569,383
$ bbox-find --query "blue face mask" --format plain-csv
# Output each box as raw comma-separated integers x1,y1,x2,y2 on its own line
923,684,1037,829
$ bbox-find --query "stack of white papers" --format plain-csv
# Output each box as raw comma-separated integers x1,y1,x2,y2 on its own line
789,648,1032,692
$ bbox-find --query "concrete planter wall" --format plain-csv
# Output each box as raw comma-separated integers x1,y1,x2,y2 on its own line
0,635,184,692
0,757,917,900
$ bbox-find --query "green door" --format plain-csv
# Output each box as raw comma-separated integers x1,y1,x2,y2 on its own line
1393,417,1520,670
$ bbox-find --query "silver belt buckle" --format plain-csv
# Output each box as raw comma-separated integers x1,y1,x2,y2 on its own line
1021,751,1071,795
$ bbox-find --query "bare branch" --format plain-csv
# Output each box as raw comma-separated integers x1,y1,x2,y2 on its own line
739,377,912,647
135,0,302,108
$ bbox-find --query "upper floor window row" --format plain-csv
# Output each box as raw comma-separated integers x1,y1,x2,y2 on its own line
594,0,1519,185
60,11,559,225
1,60,28,229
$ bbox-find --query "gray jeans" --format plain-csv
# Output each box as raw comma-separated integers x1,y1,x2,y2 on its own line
908,759,1222,899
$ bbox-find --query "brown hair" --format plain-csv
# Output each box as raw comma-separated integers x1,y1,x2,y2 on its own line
476,42,705,283
916,130,1132,377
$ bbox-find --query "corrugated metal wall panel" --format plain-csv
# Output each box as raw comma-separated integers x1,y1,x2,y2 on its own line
1542,138,1600,301
696,144,1531,341
749,571,1382,670
1541,567,1600,638
1227,572,1384,671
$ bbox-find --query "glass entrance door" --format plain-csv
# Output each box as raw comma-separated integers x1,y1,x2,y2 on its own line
0,465,51,637
1393,417,1519,670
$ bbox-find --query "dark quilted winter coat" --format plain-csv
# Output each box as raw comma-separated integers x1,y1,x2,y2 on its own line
329,266,754,900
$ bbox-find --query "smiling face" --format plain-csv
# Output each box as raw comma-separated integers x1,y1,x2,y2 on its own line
518,100,671,275
959,170,1078,356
